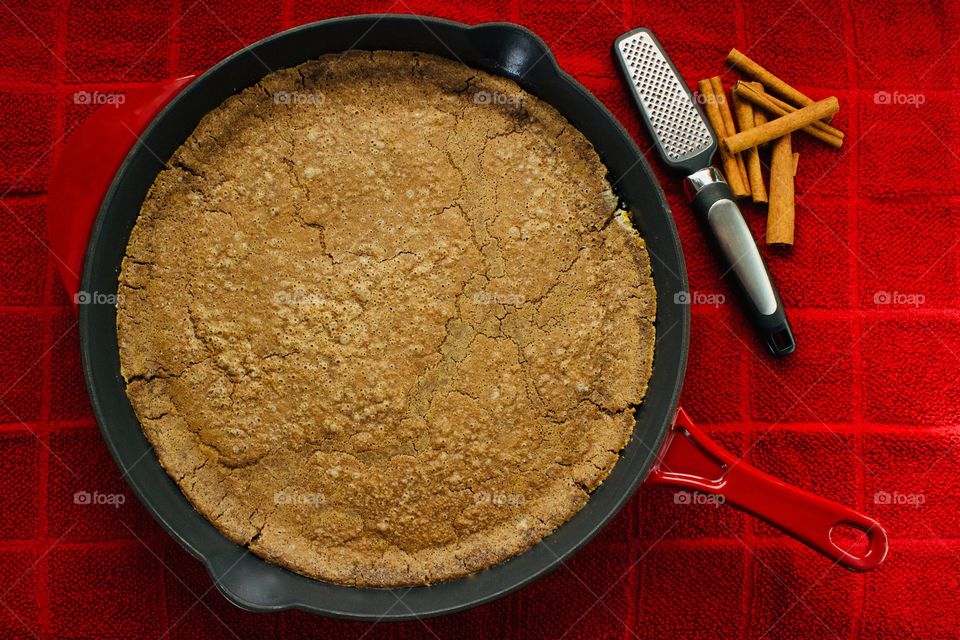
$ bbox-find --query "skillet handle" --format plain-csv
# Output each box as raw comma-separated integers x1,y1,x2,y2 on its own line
647,408,889,572
47,76,195,303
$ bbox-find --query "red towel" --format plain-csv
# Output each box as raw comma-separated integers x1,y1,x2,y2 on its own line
0,0,957,638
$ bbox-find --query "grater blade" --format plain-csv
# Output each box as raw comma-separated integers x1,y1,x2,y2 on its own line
614,28,716,175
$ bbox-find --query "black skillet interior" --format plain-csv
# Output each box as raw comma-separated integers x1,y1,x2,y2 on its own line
79,15,690,620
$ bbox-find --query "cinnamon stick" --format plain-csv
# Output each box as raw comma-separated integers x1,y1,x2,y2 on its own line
768,133,795,246
731,91,767,203
732,82,842,148
792,152,799,177
761,89,844,139
749,83,769,147
750,83,768,126
710,77,750,194
698,79,750,198
722,97,840,155
733,81,844,146
727,48,816,110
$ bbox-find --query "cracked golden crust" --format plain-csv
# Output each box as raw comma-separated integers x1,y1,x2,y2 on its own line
117,51,656,587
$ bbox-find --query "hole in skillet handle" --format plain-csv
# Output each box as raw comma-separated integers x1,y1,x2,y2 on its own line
830,522,873,558
826,521,889,571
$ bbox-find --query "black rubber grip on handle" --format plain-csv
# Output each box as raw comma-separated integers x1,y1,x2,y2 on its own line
690,182,796,357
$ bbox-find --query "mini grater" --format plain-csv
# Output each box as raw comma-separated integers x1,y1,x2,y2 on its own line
614,28,795,357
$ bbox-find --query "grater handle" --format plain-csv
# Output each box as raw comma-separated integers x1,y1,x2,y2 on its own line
684,167,796,357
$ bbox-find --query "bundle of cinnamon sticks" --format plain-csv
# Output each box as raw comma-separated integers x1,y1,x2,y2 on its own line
698,49,844,246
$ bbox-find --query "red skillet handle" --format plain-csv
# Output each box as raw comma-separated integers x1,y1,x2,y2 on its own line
647,408,888,571
48,76,195,303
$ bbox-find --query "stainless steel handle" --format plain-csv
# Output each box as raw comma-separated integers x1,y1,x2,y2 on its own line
685,167,795,356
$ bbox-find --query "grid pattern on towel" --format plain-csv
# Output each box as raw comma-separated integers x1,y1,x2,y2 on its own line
0,0,958,637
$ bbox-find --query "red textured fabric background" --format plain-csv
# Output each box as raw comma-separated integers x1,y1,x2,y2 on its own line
1,0,958,638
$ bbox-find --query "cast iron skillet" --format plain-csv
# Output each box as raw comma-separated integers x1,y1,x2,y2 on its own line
79,15,887,620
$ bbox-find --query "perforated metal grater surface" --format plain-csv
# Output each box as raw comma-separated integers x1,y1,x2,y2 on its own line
613,27,795,356
615,29,716,174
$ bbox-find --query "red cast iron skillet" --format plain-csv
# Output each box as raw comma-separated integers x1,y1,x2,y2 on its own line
70,15,888,620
